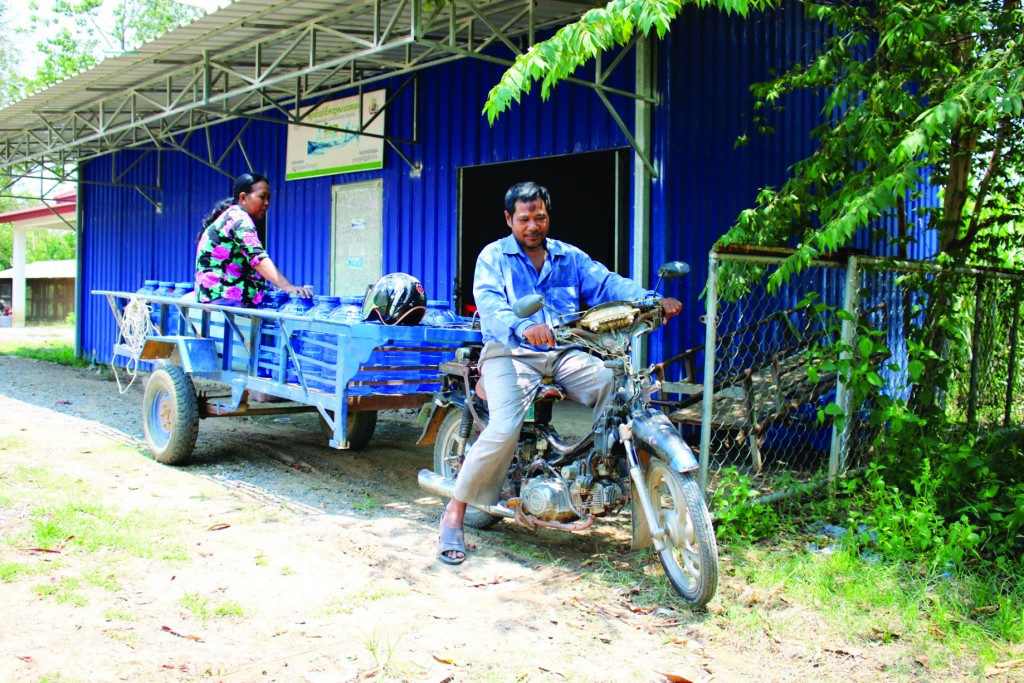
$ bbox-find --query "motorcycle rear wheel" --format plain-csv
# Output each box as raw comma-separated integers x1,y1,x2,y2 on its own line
433,409,501,530
645,459,719,608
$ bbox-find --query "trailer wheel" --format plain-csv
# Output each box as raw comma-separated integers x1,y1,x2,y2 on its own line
142,366,199,465
319,410,377,451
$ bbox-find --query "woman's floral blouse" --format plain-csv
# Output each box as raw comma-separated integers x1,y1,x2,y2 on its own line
195,204,268,307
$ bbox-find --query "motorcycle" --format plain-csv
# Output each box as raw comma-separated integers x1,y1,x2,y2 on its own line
417,261,719,607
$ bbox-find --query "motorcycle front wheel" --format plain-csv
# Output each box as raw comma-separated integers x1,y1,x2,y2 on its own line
645,459,719,608
433,409,502,530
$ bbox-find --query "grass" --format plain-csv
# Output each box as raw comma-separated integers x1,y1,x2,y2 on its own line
178,593,246,626
352,494,377,511
0,337,89,368
0,463,191,611
322,582,408,616
706,541,1024,677
0,465,187,562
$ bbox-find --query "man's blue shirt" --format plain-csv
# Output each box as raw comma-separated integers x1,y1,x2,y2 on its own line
473,234,658,350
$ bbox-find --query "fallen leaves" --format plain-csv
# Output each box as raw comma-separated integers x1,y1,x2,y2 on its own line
986,659,1024,677
824,645,863,659
206,523,230,531
160,625,202,642
432,651,463,666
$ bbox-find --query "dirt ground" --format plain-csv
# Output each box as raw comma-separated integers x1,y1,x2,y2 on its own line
0,326,988,682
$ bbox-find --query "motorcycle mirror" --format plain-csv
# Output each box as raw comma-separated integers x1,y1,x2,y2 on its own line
512,294,546,318
658,261,690,279
652,260,690,297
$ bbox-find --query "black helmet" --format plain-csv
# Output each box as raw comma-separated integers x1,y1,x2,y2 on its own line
363,272,427,325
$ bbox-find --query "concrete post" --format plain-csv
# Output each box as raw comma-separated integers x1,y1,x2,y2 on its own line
12,224,27,327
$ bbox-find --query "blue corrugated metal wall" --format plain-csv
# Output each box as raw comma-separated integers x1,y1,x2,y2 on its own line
649,2,833,360
80,5,855,366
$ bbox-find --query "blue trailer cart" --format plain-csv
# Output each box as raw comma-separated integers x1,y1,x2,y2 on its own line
95,290,482,465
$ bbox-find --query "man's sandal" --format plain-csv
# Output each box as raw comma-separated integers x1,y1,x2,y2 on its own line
437,518,466,565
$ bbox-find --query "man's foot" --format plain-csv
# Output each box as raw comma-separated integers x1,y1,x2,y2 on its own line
437,514,465,565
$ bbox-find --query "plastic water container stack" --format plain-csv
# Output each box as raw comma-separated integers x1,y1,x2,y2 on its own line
419,300,460,392
256,289,290,379
278,293,313,385
322,295,366,395
301,295,341,391
165,281,194,335
150,281,176,334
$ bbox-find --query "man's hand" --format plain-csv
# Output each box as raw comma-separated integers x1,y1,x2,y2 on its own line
522,323,555,348
660,297,682,320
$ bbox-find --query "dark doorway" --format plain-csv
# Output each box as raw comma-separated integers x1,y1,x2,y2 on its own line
456,149,629,315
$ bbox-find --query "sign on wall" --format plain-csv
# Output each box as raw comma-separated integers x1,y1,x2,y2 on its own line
331,179,383,298
285,90,386,181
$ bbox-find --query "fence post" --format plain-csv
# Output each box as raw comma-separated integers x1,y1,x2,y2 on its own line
829,255,859,479
968,276,984,425
698,251,720,498
1005,286,1020,428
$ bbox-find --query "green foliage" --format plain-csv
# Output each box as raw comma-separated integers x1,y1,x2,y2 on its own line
0,1,23,105
711,467,779,541
0,224,77,271
482,0,776,124
719,1,1024,286
26,0,204,91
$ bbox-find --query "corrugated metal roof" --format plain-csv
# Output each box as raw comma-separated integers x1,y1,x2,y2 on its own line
0,0,602,172
0,259,77,279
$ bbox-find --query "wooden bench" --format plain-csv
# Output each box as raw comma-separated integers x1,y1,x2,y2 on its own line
651,305,866,472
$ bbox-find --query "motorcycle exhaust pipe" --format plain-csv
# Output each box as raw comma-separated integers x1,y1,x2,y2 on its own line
417,470,515,519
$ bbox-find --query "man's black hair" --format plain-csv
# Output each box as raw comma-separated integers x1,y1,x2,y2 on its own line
504,181,551,215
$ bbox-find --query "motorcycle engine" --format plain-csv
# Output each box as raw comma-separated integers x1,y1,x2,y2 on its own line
520,478,576,522
519,475,628,521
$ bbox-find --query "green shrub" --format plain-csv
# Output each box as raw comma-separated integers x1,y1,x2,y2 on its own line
711,467,780,542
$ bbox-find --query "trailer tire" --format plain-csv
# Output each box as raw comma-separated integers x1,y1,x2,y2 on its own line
142,366,199,465
319,410,377,451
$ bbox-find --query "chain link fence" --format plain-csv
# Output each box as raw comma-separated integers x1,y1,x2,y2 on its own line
651,248,1024,502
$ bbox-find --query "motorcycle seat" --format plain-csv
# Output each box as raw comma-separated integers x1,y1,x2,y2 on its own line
475,375,565,404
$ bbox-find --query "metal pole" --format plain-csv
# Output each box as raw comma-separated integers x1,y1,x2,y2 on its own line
968,276,983,425
1004,287,1020,427
698,251,720,498
631,35,653,369
829,255,859,479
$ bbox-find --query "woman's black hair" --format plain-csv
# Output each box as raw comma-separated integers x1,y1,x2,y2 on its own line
200,172,270,231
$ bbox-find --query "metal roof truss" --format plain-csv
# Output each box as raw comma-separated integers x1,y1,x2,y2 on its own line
0,0,655,196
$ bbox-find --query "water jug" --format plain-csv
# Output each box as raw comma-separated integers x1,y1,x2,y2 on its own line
303,295,340,391
151,281,176,334
256,290,290,379
166,282,194,335
278,294,313,385
422,300,459,326
324,295,369,395
419,300,460,391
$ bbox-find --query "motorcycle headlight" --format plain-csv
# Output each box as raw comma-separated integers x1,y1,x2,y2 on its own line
577,302,639,333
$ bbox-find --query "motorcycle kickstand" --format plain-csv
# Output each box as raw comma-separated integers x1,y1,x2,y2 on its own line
618,423,668,552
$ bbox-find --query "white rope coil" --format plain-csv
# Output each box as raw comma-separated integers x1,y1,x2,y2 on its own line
112,296,152,394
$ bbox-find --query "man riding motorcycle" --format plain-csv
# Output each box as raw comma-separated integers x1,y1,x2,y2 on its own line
437,181,682,565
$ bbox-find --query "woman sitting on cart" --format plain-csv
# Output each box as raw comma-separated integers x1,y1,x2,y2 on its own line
195,172,312,307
